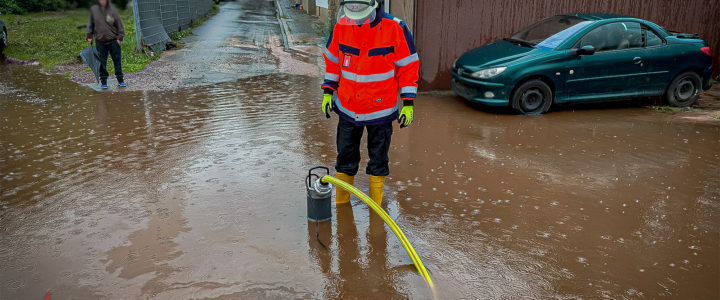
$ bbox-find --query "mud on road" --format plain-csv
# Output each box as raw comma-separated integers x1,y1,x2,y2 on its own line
1,0,719,299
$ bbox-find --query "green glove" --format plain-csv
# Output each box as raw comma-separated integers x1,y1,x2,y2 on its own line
398,105,414,128
322,94,333,118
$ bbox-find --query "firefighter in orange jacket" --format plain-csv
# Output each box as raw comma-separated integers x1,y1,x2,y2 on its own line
321,0,419,206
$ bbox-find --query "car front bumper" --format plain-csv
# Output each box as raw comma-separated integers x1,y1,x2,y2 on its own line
451,73,510,107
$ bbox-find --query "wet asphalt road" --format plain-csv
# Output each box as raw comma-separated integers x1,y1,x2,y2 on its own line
1,1,719,299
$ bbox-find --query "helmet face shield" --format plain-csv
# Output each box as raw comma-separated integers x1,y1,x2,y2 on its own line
337,0,378,24
345,3,368,11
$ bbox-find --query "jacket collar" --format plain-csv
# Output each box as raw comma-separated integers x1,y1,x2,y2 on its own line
368,4,384,28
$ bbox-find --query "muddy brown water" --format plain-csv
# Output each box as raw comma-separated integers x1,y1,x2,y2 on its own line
0,62,720,299
2,66,719,298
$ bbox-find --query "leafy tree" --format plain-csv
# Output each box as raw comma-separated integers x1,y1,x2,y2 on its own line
0,0,25,14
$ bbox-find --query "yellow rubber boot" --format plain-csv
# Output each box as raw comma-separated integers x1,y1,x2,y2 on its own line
335,172,354,204
369,175,386,206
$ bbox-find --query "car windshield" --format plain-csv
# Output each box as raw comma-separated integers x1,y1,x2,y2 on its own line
509,15,592,49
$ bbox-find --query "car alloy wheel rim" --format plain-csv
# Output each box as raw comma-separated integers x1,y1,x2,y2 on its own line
675,78,696,101
521,88,543,111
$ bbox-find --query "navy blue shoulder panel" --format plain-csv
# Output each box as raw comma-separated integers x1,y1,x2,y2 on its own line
401,21,417,54
380,12,395,22
381,13,417,54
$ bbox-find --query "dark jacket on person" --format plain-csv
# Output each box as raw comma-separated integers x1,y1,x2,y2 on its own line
86,4,124,43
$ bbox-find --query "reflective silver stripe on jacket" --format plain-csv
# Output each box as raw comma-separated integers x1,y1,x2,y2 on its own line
325,73,340,81
400,86,418,94
341,70,395,83
333,93,400,122
324,48,339,64
395,53,419,67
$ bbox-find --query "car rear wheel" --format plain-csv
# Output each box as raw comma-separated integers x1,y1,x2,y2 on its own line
511,79,552,115
665,72,701,107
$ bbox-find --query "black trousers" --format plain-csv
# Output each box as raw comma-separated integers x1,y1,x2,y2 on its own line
335,117,393,176
96,41,123,84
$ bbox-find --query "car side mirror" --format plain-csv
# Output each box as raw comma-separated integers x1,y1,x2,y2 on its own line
573,45,596,56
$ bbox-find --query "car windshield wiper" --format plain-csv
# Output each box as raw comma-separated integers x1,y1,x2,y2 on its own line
503,38,536,48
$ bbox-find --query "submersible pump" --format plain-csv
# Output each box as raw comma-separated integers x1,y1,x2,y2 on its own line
305,166,332,222
303,166,435,291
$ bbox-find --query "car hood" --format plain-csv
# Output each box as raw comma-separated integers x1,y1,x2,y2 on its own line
455,40,549,70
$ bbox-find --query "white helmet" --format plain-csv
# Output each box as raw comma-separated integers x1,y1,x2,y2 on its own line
338,0,379,23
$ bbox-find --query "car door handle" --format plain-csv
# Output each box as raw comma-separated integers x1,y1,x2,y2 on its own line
633,57,643,64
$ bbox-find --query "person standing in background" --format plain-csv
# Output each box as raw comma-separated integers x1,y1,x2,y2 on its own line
87,0,126,89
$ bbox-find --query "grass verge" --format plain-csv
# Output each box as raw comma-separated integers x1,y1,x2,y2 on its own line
2,3,219,74
2,9,151,73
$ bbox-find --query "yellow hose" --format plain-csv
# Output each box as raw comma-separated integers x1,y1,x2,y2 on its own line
321,175,435,290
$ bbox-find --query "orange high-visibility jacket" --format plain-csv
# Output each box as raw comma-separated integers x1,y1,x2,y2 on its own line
322,9,419,125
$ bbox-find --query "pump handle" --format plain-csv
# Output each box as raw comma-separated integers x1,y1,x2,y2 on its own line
306,166,330,188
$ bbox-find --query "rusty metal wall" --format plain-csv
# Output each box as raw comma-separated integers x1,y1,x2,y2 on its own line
390,0,415,32
415,0,720,90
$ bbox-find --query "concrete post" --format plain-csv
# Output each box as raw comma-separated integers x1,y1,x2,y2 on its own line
132,0,142,51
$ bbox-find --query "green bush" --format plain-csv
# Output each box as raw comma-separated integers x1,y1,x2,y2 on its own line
111,0,128,10
73,0,94,9
0,0,103,14
0,0,67,14
0,0,24,14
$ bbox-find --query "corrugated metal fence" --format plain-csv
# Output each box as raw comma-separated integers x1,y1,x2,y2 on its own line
134,0,213,51
415,0,720,90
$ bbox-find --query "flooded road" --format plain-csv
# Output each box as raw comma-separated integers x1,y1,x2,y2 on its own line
2,1,720,299
3,61,719,298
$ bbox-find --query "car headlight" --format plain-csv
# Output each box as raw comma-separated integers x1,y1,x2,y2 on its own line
471,67,507,79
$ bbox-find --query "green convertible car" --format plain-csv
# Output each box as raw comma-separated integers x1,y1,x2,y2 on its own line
452,13,714,115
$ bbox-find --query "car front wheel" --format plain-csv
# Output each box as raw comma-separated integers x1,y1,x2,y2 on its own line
511,79,553,115
665,72,701,107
